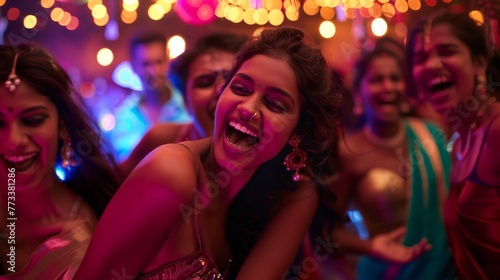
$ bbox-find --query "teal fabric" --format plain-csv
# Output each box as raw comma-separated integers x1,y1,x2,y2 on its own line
357,121,455,280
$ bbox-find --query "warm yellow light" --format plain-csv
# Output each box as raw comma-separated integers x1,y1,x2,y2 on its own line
228,6,244,22
243,9,256,24
239,0,251,10
168,35,186,59
97,48,114,66
346,0,361,9
94,13,109,26
266,0,282,10
215,2,228,18
92,4,107,19
381,3,395,18
0,0,6,6
157,1,172,13
121,10,137,23
51,7,64,22
408,0,421,10
123,1,139,12
23,15,37,29
41,0,55,9
148,3,165,20
88,0,102,10
319,20,336,38
268,9,284,26
254,8,269,25
368,2,382,17
59,11,72,26
320,6,335,19
360,0,373,8
123,0,138,5
285,5,299,21
395,0,408,13
371,18,387,37
469,10,484,25
303,0,319,16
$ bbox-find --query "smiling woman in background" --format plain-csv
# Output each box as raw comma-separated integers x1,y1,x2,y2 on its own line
327,43,454,280
407,11,500,279
0,44,121,279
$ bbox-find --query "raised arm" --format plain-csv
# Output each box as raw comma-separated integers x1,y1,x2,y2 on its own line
74,144,197,279
236,178,319,280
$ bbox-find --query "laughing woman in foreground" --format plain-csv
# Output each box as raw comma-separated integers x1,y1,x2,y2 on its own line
73,27,342,280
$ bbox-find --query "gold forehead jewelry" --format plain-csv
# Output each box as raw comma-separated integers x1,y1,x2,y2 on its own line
5,53,21,92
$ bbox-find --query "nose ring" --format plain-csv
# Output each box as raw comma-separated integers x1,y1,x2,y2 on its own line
249,112,257,122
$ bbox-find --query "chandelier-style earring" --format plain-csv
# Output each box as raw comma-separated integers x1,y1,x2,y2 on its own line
283,134,307,182
61,138,78,169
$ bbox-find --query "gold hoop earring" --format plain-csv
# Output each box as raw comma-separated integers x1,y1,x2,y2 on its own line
283,135,307,182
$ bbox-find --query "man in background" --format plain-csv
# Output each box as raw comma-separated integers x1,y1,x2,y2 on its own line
106,32,191,162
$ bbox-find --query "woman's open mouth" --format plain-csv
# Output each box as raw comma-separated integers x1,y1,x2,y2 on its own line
225,121,260,149
2,153,38,174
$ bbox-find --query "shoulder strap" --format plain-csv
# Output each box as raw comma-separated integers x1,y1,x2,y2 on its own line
177,143,206,250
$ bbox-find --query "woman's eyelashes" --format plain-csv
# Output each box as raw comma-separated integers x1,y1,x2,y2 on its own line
23,115,48,127
0,115,47,128
229,81,289,113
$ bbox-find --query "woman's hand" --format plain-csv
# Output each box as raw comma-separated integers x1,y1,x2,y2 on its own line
370,226,431,264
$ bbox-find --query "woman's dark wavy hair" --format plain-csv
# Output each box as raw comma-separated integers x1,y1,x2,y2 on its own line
406,11,500,99
0,44,122,217
223,27,344,277
168,32,250,96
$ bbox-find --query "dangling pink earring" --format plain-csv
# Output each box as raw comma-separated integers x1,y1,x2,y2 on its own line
283,135,307,182
61,138,78,169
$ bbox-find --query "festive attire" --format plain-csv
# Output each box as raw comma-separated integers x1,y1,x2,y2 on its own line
137,144,226,280
444,113,500,279
3,219,94,280
357,120,455,280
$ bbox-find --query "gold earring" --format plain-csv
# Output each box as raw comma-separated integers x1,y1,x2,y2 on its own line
283,135,307,182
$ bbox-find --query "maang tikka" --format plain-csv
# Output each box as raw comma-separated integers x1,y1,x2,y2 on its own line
5,53,21,92
283,134,307,182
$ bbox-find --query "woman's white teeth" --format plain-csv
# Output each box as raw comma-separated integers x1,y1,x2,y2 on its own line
229,121,257,137
4,153,36,163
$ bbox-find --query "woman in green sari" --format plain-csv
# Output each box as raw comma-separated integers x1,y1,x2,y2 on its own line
327,43,455,279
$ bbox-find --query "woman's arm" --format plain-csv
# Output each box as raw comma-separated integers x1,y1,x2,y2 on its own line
236,178,319,280
74,144,197,279
328,163,431,263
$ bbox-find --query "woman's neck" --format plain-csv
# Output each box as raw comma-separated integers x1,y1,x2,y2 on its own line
202,145,256,205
